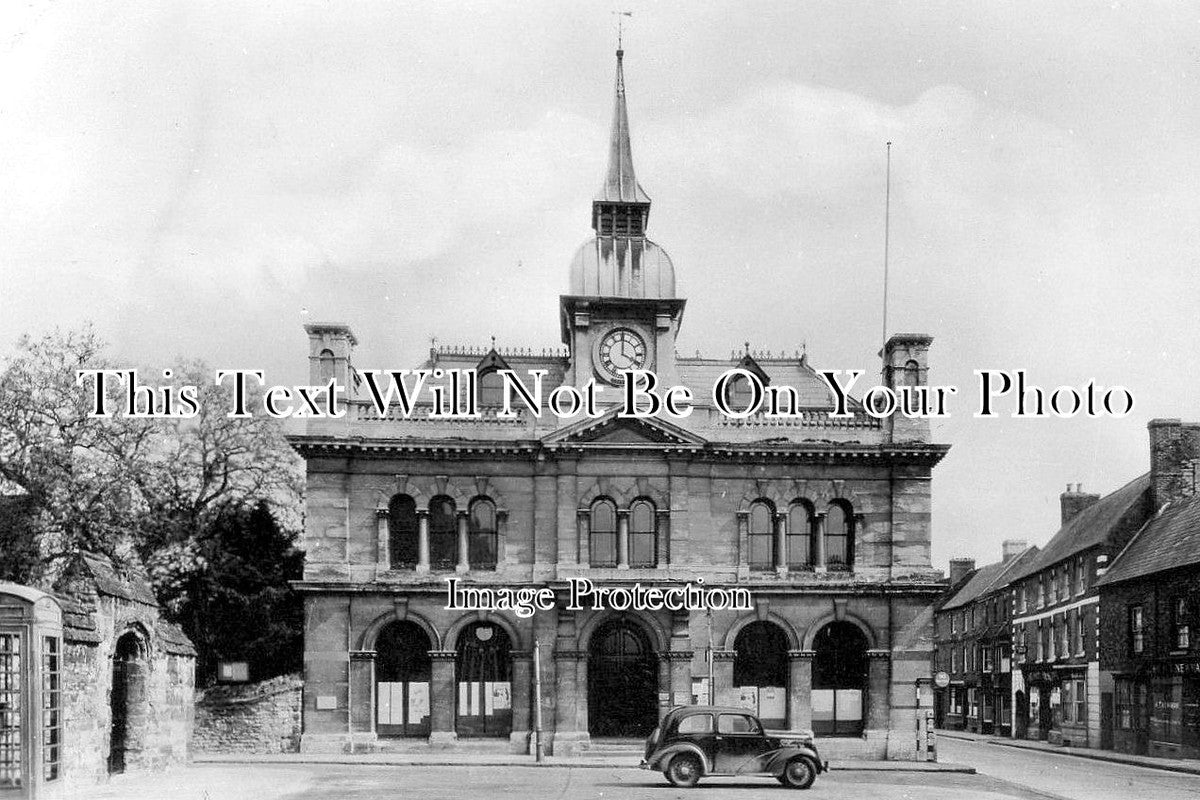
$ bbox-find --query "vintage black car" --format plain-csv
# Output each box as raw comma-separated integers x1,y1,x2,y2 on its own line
641,706,826,789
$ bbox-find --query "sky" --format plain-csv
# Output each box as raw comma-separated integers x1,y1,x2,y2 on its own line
3,1,1199,569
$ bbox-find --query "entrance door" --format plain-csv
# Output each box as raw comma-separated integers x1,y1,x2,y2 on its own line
812,621,867,736
1037,687,1052,740
588,616,658,737
0,631,26,798
109,632,143,774
455,623,512,737
376,621,431,737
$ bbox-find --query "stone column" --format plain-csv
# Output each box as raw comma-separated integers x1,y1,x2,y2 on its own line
510,651,532,754
576,508,590,566
658,654,672,719
774,511,788,575
813,512,827,573
428,650,458,747
497,509,509,565
665,650,694,709
787,650,814,731
456,510,470,573
656,509,671,569
616,508,630,569
416,509,431,573
735,511,750,578
711,649,737,706
552,648,588,755
375,507,390,570
349,651,377,739
866,649,892,732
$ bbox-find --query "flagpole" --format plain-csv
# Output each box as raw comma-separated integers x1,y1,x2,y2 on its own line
881,141,892,353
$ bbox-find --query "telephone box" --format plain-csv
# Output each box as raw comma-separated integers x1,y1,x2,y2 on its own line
0,584,64,800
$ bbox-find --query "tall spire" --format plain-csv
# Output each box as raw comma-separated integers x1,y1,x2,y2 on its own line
593,49,650,234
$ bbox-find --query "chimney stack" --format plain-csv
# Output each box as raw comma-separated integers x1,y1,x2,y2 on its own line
1061,484,1100,526
1001,539,1028,563
948,558,976,587
1148,419,1200,508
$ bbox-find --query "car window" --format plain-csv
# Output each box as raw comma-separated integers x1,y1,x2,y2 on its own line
675,714,713,734
717,714,760,734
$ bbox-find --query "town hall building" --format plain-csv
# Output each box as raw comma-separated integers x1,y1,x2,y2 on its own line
291,48,949,760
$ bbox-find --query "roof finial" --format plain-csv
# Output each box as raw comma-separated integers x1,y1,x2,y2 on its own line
490,335,496,350
613,10,632,54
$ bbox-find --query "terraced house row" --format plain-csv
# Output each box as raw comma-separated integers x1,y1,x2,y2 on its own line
934,418,1200,760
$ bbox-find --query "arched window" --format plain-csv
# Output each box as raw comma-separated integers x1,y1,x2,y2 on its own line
468,498,497,570
388,494,419,569
787,502,811,569
318,349,336,383
749,500,774,570
903,359,921,387
428,496,457,570
825,503,852,569
629,499,656,568
589,499,617,568
478,369,504,408
376,621,432,737
456,623,512,737
725,374,758,413
734,621,789,729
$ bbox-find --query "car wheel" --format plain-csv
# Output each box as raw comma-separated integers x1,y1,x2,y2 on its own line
665,753,702,788
781,757,816,790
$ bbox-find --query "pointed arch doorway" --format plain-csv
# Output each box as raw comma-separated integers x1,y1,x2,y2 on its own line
587,615,658,738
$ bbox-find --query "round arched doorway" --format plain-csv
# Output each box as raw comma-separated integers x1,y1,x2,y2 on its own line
733,621,789,729
108,631,146,774
455,622,512,737
376,621,432,737
587,615,658,738
812,621,868,736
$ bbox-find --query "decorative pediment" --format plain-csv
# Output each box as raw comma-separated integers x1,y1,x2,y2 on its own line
542,409,707,446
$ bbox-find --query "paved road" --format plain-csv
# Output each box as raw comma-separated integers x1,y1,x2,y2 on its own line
937,736,1200,800
90,762,1067,800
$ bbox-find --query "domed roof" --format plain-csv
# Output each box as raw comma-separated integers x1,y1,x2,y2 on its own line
569,235,676,298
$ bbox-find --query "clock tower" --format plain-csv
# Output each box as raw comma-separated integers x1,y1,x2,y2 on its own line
561,48,685,393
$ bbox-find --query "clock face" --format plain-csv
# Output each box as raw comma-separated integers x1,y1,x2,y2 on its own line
597,327,648,382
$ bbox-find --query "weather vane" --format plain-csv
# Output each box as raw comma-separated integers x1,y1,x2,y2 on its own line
613,10,632,50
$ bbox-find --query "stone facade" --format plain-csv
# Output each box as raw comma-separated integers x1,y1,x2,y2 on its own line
0,553,194,799
194,674,303,754
292,49,949,762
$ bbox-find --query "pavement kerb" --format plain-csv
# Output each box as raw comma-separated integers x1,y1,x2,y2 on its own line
937,731,1200,777
192,754,975,773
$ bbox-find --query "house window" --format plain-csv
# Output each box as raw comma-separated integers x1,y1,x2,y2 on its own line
388,494,419,569
824,502,852,569
428,496,458,570
983,646,994,672
1017,585,1027,614
786,503,811,568
1173,597,1190,650
1037,576,1045,608
1072,609,1084,656
1061,566,1070,600
629,499,656,568
589,499,618,568
1074,556,1087,596
748,501,774,570
951,613,958,634
950,647,958,673
478,369,505,407
42,636,60,781
468,498,498,570
1072,678,1087,725
1130,605,1145,654
1058,616,1069,659
967,688,979,718
1039,621,1048,662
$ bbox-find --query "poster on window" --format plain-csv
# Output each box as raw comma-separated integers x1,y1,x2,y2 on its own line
758,686,785,721
735,686,758,710
408,681,430,723
489,681,511,712
377,682,394,725
811,689,834,723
